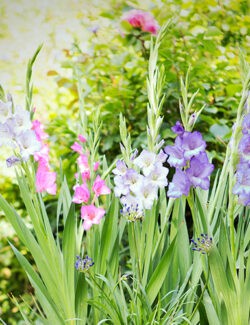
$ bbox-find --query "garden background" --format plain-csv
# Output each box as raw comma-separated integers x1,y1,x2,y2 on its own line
0,0,250,323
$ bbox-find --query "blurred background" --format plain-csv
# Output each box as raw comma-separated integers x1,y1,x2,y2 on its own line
0,0,249,323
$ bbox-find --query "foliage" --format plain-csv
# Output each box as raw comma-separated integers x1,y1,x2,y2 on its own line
44,0,250,165
0,1,250,324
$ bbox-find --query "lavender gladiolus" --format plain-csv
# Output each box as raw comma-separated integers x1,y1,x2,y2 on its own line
113,149,169,219
177,131,206,160
171,121,185,135
242,114,250,134
233,113,250,206
0,98,41,162
186,152,214,190
167,169,191,198
165,121,213,198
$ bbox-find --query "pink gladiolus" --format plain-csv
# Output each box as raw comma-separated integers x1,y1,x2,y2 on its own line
81,171,90,181
34,143,50,164
121,9,159,35
72,184,90,204
32,120,48,141
92,175,111,197
77,154,90,179
93,161,100,171
35,162,57,195
71,142,83,154
78,134,87,143
81,204,105,230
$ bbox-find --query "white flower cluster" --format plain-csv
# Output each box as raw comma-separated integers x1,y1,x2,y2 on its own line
113,150,169,220
0,99,41,164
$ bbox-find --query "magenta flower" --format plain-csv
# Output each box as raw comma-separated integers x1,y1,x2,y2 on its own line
71,142,83,154
35,162,57,195
32,120,48,141
73,184,90,204
81,204,105,230
92,175,111,197
77,154,89,170
93,162,99,171
121,9,160,35
78,134,87,143
34,143,50,164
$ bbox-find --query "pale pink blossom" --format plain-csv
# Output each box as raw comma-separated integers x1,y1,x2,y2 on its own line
32,120,48,141
71,142,83,154
81,204,105,230
92,175,111,197
121,9,160,35
34,143,50,164
35,162,57,195
93,161,100,171
77,154,90,179
78,134,87,143
72,184,90,204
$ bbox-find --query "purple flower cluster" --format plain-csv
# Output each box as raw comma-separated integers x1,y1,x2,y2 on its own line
191,234,213,254
113,150,169,221
233,113,250,206
0,99,41,165
75,255,94,272
164,122,214,198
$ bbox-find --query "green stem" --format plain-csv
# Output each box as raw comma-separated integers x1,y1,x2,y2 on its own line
187,190,202,235
131,222,142,284
189,262,210,322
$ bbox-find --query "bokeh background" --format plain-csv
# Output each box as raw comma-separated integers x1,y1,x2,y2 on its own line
0,0,249,323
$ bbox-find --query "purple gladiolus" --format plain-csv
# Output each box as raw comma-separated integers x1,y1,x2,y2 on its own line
242,113,250,134
171,121,185,135
186,152,214,190
164,145,186,167
167,169,191,198
233,162,250,206
177,131,206,160
166,121,213,198
233,113,250,206
238,134,250,160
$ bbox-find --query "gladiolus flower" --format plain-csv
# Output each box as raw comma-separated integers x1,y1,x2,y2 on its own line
92,175,111,197
35,162,57,195
73,184,90,204
81,204,105,230
32,120,48,141
121,9,160,35
78,134,87,143
71,142,83,154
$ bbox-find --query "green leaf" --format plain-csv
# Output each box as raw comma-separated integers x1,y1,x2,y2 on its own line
97,196,118,275
0,84,5,100
62,203,76,318
10,243,63,324
146,237,176,305
205,26,223,37
209,124,230,138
